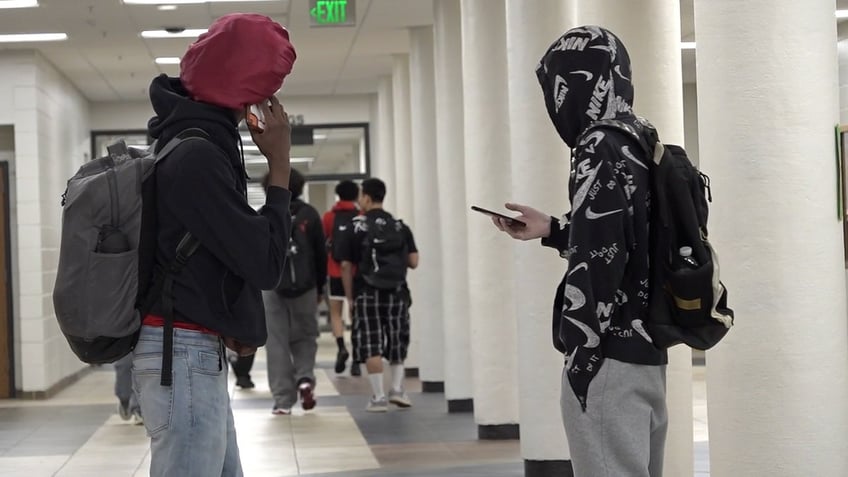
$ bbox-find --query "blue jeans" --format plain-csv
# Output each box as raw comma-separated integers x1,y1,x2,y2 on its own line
132,325,243,477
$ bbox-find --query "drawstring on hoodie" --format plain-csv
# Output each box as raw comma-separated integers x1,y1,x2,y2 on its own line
237,133,250,198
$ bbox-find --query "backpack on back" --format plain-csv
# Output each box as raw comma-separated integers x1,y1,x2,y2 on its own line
277,201,317,297
327,208,358,256
359,215,409,290
53,130,205,365
583,118,734,350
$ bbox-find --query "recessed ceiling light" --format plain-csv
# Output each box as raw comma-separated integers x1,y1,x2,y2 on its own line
141,29,207,38
681,42,696,50
157,5,177,10
0,33,67,43
0,0,38,8
837,10,848,19
155,57,181,65
125,0,278,4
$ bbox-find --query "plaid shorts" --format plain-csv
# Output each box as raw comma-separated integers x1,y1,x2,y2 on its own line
352,288,410,364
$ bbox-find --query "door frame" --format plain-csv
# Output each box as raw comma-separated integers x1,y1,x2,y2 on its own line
0,161,13,397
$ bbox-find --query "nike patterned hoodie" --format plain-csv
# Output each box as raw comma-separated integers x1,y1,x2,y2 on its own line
536,26,667,410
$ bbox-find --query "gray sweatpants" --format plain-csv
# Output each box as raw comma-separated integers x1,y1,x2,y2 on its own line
263,289,319,409
560,358,668,477
114,353,139,413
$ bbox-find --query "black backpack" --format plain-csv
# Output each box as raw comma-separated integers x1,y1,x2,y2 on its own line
583,118,734,350
277,201,316,297
327,208,358,256
359,215,409,290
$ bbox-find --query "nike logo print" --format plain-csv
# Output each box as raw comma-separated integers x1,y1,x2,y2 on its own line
585,207,623,220
621,145,648,170
571,70,593,81
373,238,386,244
338,226,348,231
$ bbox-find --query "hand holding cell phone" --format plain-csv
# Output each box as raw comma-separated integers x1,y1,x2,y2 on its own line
247,96,291,178
481,203,553,241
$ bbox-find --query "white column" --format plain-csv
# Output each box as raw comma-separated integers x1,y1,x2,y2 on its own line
840,41,848,123
376,76,396,213
461,0,519,437
433,0,473,411
391,55,414,226
577,3,693,475
408,26,445,389
505,0,575,469
391,54,419,371
695,1,848,475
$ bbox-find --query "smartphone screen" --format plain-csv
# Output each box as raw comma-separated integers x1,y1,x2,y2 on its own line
470,206,526,227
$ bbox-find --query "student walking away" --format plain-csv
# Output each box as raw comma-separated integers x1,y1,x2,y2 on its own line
264,169,327,415
322,180,360,375
492,26,669,476
335,178,419,412
114,353,143,425
132,14,296,477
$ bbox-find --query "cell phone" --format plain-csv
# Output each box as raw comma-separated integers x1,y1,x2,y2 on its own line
246,103,266,133
470,205,526,228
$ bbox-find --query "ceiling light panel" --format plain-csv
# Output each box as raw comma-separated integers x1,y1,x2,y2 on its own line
125,0,279,4
155,57,181,64
141,29,207,38
0,33,67,43
0,0,38,8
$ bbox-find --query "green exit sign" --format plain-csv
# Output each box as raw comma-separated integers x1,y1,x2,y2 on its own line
309,0,356,27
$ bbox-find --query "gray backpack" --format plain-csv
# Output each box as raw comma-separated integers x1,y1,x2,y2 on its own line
53,129,206,365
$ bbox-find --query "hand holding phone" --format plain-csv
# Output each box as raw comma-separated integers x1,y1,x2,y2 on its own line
471,205,526,228
478,203,553,241
246,104,266,133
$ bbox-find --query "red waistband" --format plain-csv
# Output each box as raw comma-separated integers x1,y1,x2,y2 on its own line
143,315,220,336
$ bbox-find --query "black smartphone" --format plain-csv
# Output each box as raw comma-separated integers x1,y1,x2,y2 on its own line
470,205,526,228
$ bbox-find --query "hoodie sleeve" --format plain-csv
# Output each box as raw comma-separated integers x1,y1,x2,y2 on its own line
162,141,290,290
541,215,571,255
560,141,631,411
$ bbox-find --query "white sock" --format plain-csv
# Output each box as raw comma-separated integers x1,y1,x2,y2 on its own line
390,364,405,393
368,373,385,399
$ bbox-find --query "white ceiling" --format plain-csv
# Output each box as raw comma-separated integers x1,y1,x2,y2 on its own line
0,0,845,102
0,0,432,101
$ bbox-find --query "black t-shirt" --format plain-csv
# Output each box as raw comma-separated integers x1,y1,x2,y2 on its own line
333,209,417,292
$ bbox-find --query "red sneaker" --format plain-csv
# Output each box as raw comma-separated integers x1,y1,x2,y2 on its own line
299,382,316,411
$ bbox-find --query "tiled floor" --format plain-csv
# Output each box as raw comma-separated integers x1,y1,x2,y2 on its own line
0,333,710,476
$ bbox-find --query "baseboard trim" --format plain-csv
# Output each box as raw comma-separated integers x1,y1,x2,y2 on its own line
447,398,473,413
524,459,574,477
16,365,93,400
421,381,444,393
478,423,520,440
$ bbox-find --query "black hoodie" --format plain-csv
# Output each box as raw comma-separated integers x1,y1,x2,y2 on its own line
147,75,291,347
536,27,667,410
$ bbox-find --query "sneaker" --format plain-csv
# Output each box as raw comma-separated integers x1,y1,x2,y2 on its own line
271,407,292,416
131,411,144,426
236,376,255,389
299,382,316,411
366,396,388,413
117,400,132,421
350,361,361,377
334,348,350,374
388,389,412,408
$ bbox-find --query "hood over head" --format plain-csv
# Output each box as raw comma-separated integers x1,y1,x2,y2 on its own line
537,26,635,148
180,13,297,110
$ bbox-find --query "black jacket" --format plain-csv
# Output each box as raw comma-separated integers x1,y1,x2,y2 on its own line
537,27,667,410
147,75,290,347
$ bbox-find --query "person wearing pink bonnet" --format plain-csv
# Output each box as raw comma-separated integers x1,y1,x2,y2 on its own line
132,13,296,477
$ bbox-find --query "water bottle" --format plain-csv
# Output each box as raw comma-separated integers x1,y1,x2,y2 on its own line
679,246,699,269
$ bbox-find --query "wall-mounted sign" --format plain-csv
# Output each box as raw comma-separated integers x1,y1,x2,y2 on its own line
309,0,355,27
